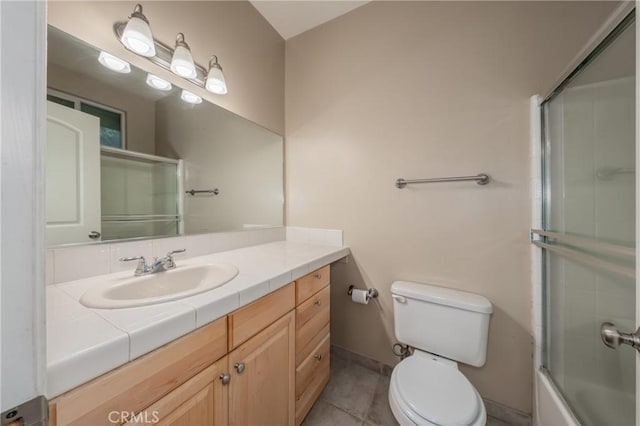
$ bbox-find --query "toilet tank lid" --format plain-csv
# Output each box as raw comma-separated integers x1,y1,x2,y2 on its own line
391,281,493,314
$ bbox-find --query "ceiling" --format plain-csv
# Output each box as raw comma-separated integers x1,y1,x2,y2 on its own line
250,1,369,40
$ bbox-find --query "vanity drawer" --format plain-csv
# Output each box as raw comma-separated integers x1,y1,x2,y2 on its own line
295,333,330,399
295,265,330,304
295,286,330,360
228,282,295,350
296,322,329,366
294,335,330,426
50,316,227,426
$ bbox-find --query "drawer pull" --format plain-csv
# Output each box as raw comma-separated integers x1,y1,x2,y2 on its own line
219,373,231,385
314,300,322,307
314,273,322,279
314,354,323,361
234,362,246,374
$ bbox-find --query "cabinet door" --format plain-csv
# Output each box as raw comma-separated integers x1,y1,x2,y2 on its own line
229,311,295,426
127,356,229,426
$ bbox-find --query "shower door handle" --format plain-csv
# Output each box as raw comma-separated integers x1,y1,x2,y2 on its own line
600,322,640,352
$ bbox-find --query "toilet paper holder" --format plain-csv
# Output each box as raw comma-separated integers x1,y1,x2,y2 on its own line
348,285,379,301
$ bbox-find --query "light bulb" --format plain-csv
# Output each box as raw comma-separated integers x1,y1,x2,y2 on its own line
120,5,156,57
181,90,202,104
146,74,172,91
98,51,131,73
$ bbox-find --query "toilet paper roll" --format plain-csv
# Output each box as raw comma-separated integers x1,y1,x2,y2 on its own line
351,289,369,305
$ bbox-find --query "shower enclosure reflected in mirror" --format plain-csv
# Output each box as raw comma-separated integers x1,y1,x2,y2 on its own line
46,26,284,247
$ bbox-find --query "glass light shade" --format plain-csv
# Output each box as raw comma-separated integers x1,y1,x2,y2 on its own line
181,90,202,104
205,66,227,95
146,74,172,91
170,45,197,78
98,51,131,73
121,16,156,57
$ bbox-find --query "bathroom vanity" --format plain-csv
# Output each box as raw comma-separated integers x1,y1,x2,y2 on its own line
46,241,346,426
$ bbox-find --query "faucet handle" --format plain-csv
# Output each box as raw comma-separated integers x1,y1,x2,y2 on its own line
119,256,150,276
120,255,145,262
163,249,186,270
166,249,186,257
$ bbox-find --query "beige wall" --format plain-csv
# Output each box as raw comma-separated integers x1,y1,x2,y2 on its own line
47,63,156,154
48,1,285,135
285,1,619,414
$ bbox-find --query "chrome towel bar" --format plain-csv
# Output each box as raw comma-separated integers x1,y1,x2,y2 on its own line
395,173,490,188
186,189,219,196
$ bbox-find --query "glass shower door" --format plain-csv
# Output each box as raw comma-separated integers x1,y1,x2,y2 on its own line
540,12,636,426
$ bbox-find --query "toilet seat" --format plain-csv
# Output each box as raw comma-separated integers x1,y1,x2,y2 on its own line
389,352,486,425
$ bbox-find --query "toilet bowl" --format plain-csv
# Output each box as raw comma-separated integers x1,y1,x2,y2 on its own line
388,351,486,426
388,281,492,426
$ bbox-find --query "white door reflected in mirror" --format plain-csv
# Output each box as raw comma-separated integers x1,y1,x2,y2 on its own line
46,101,101,245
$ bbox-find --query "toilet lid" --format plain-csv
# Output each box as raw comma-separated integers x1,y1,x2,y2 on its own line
393,355,480,425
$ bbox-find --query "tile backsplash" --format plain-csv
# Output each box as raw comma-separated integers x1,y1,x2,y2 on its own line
47,226,343,284
286,226,343,247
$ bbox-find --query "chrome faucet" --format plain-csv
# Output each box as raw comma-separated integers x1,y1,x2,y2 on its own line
120,249,186,276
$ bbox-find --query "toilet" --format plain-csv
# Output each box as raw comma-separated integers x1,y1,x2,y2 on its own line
388,281,493,426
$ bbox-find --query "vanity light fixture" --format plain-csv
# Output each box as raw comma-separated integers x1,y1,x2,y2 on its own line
170,33,197,79
146,73,172,91
98,51,131,73
181,90,202,104
114,5,228,95
205,55,228,95
120,4,156,57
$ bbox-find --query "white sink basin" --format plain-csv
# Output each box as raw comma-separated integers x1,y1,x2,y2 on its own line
80,263,239,309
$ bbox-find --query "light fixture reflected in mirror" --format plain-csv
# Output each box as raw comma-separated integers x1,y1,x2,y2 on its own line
98,51,131,73
181,90,202,104
146,73,172,91
170,33,197,79
120,4,156,57
205,55,227,95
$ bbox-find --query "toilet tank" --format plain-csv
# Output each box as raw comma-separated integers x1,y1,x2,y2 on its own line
391,281,492,367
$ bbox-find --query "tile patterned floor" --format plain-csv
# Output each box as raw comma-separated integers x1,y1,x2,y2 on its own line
302,353,514,426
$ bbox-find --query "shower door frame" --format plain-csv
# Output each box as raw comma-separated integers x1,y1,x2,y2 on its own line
533,3,639,425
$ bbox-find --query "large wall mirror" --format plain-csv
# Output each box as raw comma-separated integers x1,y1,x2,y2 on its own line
46,26,284,247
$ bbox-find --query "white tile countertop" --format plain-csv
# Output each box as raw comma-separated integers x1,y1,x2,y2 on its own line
47,240,349,399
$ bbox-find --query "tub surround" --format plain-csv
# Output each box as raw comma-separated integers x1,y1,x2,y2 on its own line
47,229,347,399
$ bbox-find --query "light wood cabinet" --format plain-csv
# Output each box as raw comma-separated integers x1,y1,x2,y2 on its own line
49,316,228,426
228,311,295,426
228,283,295,350
49,265,332,426
294,268,331,425
126,357,228,426
295,265,330,305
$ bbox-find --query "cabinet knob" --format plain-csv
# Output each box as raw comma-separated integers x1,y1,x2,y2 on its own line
234,362,246,374
314,299,321,307
314,354,323,361
314,273,322,280
219,373,231,385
